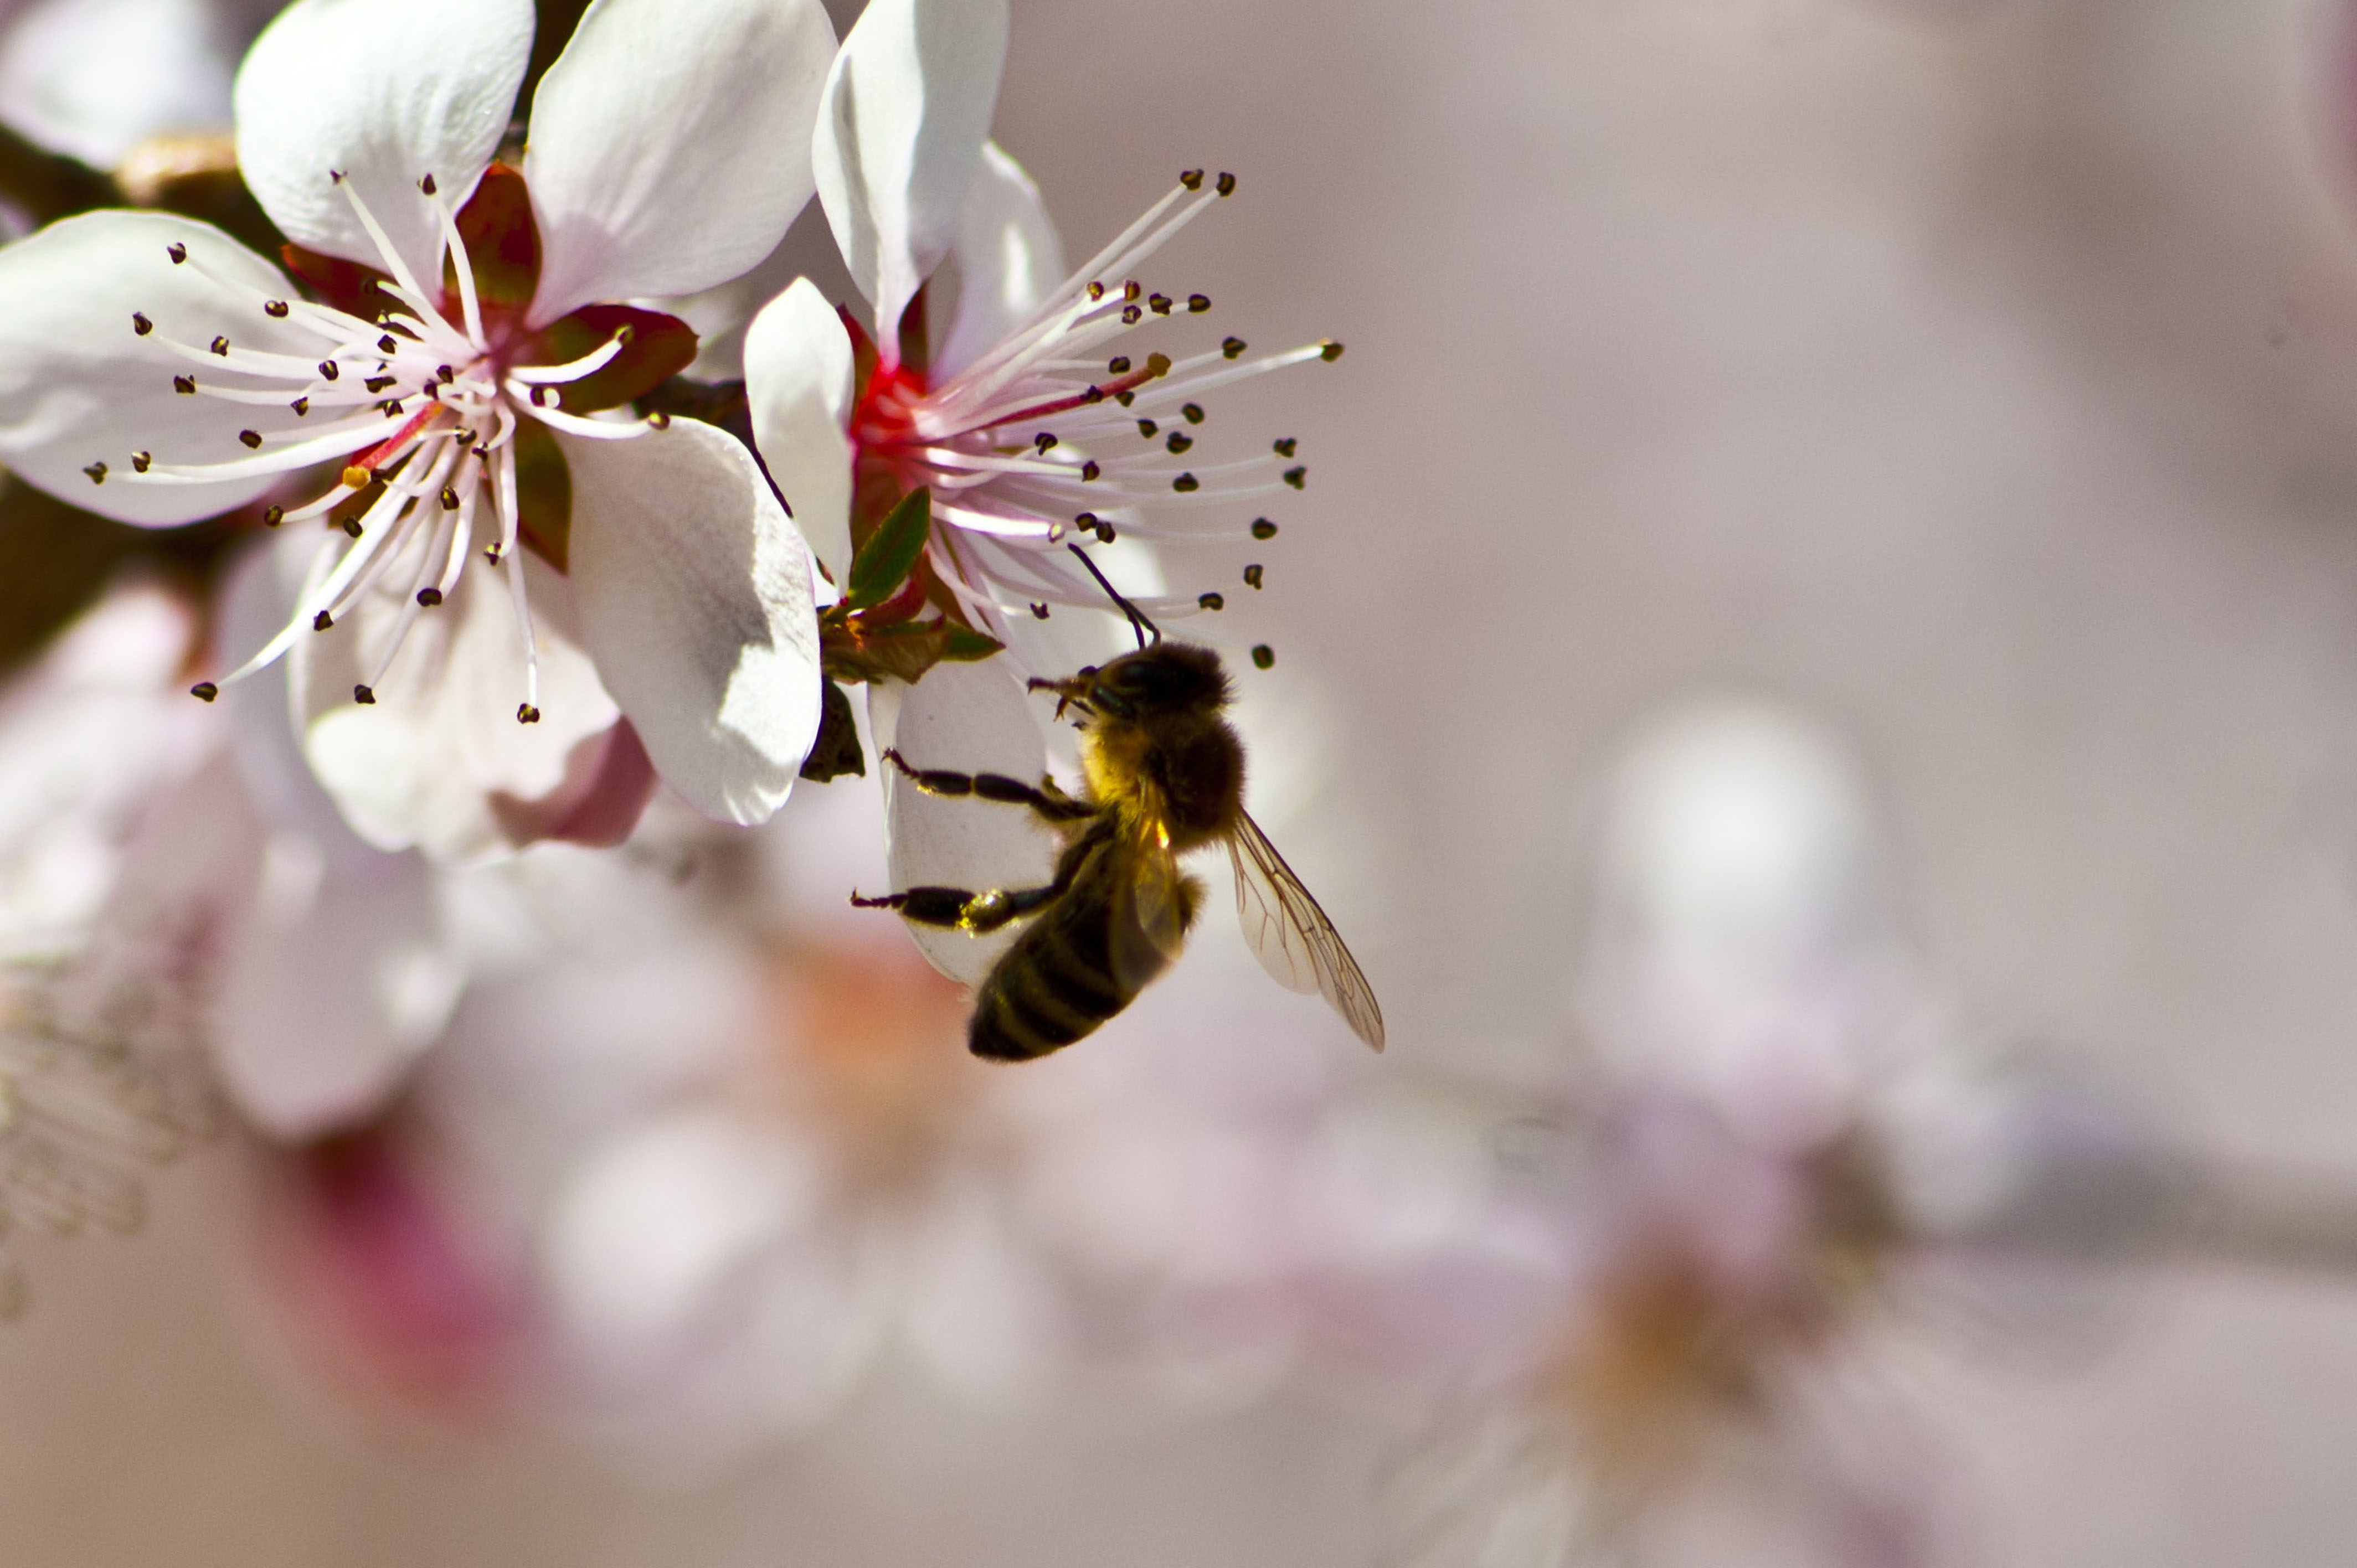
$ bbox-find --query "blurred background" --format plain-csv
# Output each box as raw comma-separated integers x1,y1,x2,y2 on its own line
13,0,2357,1562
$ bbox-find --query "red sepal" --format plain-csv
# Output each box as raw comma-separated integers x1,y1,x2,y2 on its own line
449,162,539,314
281,244,395,319
524,305,697,414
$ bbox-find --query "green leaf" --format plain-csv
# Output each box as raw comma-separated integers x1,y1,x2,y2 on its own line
940,624,1005,662
843,485,931,611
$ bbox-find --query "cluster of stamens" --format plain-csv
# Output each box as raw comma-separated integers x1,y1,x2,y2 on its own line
860,169,1337,661
103,174,663,720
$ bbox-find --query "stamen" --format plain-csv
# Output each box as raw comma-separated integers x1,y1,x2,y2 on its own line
1252,645,1274,669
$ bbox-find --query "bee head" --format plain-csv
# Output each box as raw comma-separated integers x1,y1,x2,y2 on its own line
1084,643,1231,720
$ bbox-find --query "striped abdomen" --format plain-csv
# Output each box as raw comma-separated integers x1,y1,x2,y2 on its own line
968,833,1194,1061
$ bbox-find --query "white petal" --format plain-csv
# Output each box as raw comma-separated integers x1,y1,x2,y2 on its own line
0,211,332,525
565,419,822,826
522,0,837,327
210,827,461,1139
934,141,1064,382
811,0,1007,345
743,276,856,582
293,548,621,863
868,658,1056,986
0,0,238,168
234,0,532,289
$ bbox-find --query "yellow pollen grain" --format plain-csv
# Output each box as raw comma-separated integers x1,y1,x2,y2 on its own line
341,465,371,488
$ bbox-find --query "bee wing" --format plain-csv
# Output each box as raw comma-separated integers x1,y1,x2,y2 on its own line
1228,810,1385,1051
1115,827,1193,991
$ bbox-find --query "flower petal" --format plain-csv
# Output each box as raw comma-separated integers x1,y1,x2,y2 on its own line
811,0,1007,346
934,142,1064,382
234,0,532,290
521,0,837,328
743,276,856,582
0,0,239,168
211,826,461,1139
0,211,332,525
292,547,621,863
564,418,822,826
867,659,1057,986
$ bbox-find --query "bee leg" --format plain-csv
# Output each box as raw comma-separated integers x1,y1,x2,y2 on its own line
849,875,1069,935
879,747,1095,824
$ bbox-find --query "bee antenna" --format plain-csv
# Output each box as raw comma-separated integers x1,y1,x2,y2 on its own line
1066,543,1160,648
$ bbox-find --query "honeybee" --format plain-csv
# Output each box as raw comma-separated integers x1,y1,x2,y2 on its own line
854,633,1384,1062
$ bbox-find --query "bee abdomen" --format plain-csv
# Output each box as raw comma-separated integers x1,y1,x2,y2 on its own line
969,864,1149,1061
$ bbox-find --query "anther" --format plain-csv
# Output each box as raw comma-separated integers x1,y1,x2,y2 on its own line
517,704,541,725
472,445,490,458
264,505,284,527
436,365,452,380
1122,305,1143,326
1198,592,1224,611
1166,432,1192,453
1082,386,1104,404
1081,460,1101,481
529,386,550,406
173,375,195,394
291,397,310,415
341,465,370,488
416,587,442,607
1251,644,1274,669
1145,353,1171,377
1283,466,1306,488
1035,433,1058,453
239,430,262,449
364,375,396,393
1244,564,1264,589
1031,603,1050,620
1109,355,1131,374
615,324,635,345
320,360,340,380
82,462,105,484
1097,522,1118,543
378,400,404,416
189,682,218,703
313,611,333,631
440,485,459,510
1149,293,1172,315
647,411,671,430
1320,340,1344,361
166,243,186,264
1180,169,1204,190
484,545,502,565
342,516,363,538
1138,420,1159,438
352,684,375,705
265,300,290,318
1274,437,1296,456
1216,172,1237,197
1115,391,1135,407
1250,518,1277,540
1187,294,1211,313
419,173,437,195
131,451,151,472
1222,337,1247,359
1172,473,1198,492
377,334,398,354
1088,281,1105,301
1124,281,1143,302
209,336,229,355
1074,512,1100,529
131,312,151,336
